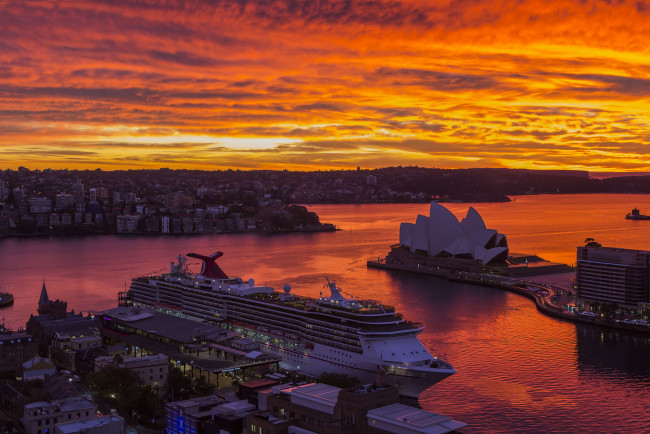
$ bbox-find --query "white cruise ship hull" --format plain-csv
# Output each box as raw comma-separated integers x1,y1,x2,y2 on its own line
258,340,454,399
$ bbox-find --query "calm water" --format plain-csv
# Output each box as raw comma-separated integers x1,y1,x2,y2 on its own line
2,194,650,432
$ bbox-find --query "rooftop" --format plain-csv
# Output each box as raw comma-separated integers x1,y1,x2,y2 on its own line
0,333,32,342
56,415,124,433
367,403,467,434
100,306,226,344
282,383,341,415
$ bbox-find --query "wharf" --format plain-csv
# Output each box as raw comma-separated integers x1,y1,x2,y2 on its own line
368,259,650,334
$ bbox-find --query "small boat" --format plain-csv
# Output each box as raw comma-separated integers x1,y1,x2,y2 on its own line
0,292,14,308
626,208,650,220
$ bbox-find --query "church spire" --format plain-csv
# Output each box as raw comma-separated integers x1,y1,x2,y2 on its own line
38,279,50,315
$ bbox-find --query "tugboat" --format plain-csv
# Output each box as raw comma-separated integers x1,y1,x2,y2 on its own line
0,291,14,308
626,208,650,220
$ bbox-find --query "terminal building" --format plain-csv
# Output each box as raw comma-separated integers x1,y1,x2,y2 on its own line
576,246,650,308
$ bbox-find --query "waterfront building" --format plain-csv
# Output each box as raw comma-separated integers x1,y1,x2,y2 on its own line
161,216,170,233
576,246,650,308
0,331,38,376
116,214,140,233
29,197,52,214
399,202,509,265
60,213,72,225
35,213,48,227
55,193,74,211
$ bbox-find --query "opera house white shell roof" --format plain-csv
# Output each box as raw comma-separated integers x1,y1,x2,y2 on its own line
399,202,509,265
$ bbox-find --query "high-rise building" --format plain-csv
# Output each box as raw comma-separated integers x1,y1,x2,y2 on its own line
161,216,170,234
72,179,84,204
576,246,650,308
0,179,8,201
55,192,74,210
89,187,97,202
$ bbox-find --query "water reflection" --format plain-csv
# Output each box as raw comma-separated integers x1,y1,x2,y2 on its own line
3,196,650,432
576,325,650,382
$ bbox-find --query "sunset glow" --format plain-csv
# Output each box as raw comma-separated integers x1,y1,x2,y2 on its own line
3,0,650,171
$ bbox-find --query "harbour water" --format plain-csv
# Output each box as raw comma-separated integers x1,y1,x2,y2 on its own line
1,193,650,432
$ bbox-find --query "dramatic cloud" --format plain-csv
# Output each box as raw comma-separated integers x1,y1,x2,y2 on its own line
2,0,650,171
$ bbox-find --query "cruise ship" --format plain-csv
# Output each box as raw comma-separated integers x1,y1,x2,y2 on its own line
126,251,455,399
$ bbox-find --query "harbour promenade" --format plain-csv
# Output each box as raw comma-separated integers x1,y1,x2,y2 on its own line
367,258,650,334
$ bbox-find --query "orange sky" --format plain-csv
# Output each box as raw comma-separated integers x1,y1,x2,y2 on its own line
2,0,650,171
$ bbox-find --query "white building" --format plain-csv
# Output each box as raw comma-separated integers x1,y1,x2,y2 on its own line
22,396,96,434
399,202,509,265
161,216,170,233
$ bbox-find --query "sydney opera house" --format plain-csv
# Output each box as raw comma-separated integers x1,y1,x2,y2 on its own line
399,202,509,265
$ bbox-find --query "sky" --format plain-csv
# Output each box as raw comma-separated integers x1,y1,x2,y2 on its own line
2,0,650,172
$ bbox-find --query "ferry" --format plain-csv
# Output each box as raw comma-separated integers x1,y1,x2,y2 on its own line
626,208,650,220
0,292,14,308
125,252,455,399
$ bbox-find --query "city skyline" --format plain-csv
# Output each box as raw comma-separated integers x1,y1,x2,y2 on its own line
3,1,650,172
